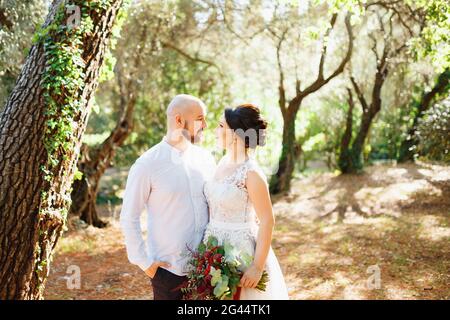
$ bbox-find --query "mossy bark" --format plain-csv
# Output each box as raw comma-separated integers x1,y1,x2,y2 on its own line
0,0,124,299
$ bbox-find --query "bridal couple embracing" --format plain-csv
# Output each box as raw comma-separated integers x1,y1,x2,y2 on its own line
120,94,289,300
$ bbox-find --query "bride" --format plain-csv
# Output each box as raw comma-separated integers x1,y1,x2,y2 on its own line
203,103,289,300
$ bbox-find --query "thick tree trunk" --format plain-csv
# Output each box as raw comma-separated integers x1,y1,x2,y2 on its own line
0,0,124,299
398,68,450,162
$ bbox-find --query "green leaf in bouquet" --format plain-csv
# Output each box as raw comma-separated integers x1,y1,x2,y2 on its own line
210,267,222,286
223,241,233,255
228,274,240,288
241,252,253,268
224,241,241,265
215,243,225,255
213,275,229,299
222,264,230,276
207,236,218,248
197,242,206,254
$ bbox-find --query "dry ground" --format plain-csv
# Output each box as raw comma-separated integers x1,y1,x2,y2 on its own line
44,162,450,300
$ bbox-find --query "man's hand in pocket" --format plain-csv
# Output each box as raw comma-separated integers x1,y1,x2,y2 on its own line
145,261,171,279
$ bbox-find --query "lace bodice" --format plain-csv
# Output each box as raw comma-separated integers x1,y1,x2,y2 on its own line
204,157,265,224
202,156,290,300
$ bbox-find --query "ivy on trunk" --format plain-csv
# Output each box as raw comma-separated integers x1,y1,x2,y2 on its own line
0,0,125,299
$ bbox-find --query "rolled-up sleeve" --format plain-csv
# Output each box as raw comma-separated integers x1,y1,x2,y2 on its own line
119,162,154,271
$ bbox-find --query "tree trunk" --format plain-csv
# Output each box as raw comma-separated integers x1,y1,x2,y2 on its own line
70,145,109,228
269,13,353,194
269,108,299,194
338,89,355,173
70,101,135,228
346,111,375,173
71,156,109,228
341,37,389,174
0,0,124,299
398,68,450,162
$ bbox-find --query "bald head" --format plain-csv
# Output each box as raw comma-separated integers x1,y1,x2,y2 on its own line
166,94,207,143
166,94,206,118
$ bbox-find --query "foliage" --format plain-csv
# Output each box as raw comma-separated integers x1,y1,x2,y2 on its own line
298,98,349,170
410,0,450,72
85,0,230,167
1,0,447,194
0,0,48,107
370,103,410,161
415,97,450,163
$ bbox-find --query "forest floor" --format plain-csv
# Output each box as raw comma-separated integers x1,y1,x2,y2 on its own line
44,162,450,300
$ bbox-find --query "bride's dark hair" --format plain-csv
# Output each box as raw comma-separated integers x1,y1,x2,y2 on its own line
224,103,268,149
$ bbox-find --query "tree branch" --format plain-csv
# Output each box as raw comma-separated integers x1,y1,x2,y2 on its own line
160,41,222,74
350,76,368,112
271,27,289,117
295,12,354,103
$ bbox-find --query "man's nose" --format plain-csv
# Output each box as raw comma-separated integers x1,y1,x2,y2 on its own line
203,119,207,129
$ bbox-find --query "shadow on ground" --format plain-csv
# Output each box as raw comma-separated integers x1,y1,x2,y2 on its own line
45,162,450,300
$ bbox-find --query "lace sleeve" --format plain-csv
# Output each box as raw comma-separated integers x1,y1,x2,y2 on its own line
246,160,267,183
233,159,267,191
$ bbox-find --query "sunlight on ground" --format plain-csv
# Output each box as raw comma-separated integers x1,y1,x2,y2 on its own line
45,163,450,300
418,215,450,242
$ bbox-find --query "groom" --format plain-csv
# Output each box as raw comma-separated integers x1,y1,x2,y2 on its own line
120,94,216,300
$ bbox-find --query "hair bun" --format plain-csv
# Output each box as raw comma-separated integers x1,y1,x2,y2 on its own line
256,125,267,147
224,103,268,149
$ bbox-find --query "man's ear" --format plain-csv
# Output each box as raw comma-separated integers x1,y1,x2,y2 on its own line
175,114,183,126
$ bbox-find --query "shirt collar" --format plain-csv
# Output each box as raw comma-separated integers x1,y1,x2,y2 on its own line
162,136,192,156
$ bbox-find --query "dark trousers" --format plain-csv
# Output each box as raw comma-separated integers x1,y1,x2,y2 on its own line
150,267,187,300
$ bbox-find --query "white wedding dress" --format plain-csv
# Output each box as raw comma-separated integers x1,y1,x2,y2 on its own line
203,156,289,300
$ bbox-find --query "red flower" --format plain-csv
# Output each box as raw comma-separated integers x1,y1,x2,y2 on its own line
181,236,269,300
213,253,223,264
204,264,211,276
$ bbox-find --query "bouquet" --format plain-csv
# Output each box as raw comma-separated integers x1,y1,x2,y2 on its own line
180,235,269,300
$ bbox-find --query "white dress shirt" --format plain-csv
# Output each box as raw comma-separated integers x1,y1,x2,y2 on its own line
120,138,216,276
